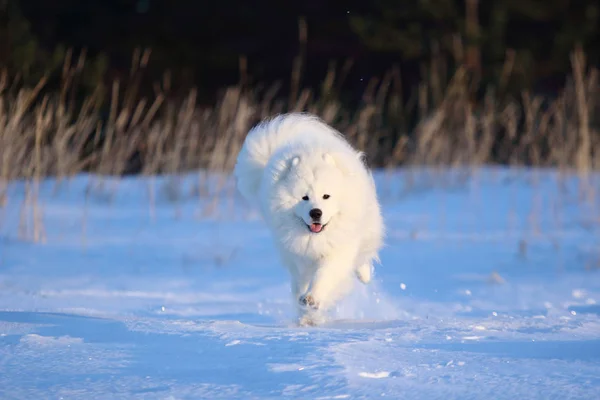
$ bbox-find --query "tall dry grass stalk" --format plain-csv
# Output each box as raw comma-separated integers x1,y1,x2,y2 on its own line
0,44,598,239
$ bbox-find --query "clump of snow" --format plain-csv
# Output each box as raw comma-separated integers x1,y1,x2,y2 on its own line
20,334,84,347
358,371,391,379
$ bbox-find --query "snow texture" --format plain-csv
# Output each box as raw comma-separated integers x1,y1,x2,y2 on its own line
0,167,599,399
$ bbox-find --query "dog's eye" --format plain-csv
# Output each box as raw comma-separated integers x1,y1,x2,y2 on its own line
323,194,330,199
302,195,309,201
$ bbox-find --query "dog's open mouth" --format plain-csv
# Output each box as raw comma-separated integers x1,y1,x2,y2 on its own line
307,222,327,233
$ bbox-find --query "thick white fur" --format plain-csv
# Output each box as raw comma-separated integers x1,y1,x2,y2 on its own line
234,113,384,325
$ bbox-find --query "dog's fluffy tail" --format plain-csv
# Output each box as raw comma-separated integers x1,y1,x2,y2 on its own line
233,113,349,202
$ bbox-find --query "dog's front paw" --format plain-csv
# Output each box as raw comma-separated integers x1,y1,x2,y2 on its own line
298,315,317,327
299,293,319,310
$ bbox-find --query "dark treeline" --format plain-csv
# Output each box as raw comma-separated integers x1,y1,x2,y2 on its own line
0,0,598,175
3,0,599,103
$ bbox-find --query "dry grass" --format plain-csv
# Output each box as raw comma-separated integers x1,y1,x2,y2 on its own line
0,45,598,242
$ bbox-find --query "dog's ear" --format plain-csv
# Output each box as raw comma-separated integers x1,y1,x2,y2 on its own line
323,152,357,176
356,151,369,167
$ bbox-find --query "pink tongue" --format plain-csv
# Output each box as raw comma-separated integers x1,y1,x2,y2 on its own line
310,223,323,233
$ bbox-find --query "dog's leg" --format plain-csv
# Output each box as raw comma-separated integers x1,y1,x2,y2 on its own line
293,263,312,298
296,280,314,310
299,293,318,308
305,254,356,311
296,275,312,298
297,283,322,327
282,256,310,302
289,260,318,317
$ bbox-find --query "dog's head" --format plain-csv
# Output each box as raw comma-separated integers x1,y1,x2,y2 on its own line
269,152,352,235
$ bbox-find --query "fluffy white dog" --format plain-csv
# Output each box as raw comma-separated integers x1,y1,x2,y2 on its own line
234,113,384,325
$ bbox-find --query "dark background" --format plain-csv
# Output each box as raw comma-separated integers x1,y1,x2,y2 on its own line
3,0,599,104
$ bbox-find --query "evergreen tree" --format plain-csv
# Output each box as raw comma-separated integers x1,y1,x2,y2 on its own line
349,0,599,91
348,0,462,60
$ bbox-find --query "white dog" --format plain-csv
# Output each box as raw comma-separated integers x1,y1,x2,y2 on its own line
234,113,384,325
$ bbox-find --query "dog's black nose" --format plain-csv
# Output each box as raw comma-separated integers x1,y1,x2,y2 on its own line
309,208,322,220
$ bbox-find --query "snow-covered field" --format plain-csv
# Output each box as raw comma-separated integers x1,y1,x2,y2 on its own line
1,168,599,399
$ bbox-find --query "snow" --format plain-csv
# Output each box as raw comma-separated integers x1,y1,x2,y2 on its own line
1,167,599,399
